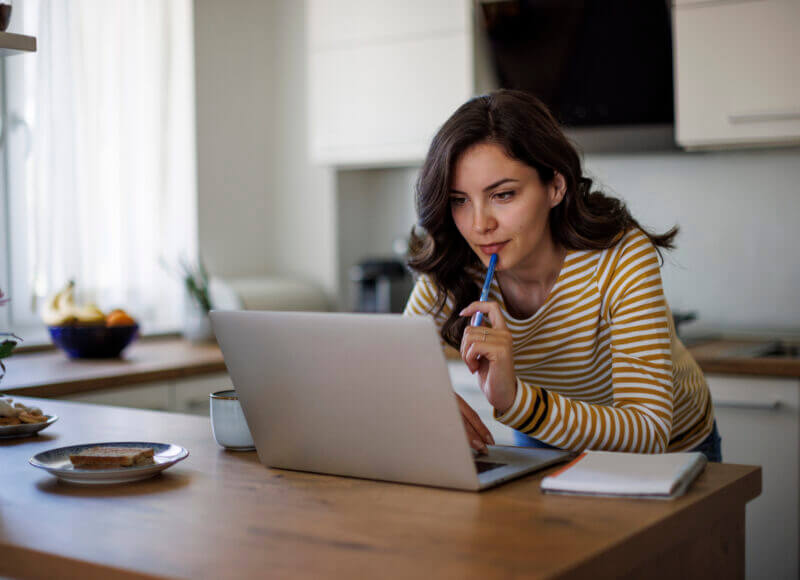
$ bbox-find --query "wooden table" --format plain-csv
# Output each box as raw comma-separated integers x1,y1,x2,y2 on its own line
0,398,761,580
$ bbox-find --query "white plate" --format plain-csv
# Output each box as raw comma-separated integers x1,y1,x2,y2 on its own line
0,415,58,439
29,441,189,484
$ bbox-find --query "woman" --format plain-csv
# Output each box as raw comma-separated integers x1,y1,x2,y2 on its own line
404,90,720,462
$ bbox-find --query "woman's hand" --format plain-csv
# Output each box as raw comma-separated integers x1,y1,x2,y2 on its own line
459,301,517,414
455,393,494,454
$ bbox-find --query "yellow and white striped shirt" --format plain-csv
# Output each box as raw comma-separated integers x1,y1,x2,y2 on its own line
404,229,713,453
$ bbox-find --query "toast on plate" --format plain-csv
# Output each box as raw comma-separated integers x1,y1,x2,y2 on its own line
69,446,155,469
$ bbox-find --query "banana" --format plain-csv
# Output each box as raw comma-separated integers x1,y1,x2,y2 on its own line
72,302,106,325
41,281,106,326
41,281,76,326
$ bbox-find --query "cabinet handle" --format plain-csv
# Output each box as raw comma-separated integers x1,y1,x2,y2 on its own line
729,110,800,124
714,399,782,410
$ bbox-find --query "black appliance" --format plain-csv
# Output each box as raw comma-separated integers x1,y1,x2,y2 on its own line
480,0,674,127
350,259,413,313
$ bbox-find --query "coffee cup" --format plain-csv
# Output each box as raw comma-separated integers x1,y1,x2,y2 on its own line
210,390,255,451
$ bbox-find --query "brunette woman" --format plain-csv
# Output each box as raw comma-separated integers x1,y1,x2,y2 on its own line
404,90,720,462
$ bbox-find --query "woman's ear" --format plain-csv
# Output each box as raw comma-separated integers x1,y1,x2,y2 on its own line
549,172,567,207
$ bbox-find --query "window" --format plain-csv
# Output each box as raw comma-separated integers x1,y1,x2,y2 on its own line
1,0,197,334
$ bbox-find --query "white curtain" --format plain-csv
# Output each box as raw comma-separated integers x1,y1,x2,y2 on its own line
6,0,196,329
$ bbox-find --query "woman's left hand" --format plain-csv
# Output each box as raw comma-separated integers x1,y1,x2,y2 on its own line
459,301,517,415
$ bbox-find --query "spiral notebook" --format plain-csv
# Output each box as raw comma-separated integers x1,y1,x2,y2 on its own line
540,450,707,500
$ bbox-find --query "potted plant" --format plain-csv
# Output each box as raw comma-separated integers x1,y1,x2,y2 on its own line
163,257,215,343
0,289,22,382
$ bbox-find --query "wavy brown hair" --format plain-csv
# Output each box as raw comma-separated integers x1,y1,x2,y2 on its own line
407,89,677,349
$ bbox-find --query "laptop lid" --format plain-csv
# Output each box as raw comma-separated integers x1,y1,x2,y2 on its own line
210,310,483,490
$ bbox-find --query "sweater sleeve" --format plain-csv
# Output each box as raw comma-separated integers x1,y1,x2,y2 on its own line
494,230,674,453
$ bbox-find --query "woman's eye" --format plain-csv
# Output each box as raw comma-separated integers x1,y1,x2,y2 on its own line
493,190,515,201
449,197,467,207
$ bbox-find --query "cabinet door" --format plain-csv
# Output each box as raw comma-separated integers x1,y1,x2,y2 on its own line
308,0,468,49
308,0,473,165
674,0,800,149
706,374,799,580
62,382,172,412
172,372,232,416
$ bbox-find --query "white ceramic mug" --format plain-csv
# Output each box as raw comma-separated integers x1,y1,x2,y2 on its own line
209,390,255,451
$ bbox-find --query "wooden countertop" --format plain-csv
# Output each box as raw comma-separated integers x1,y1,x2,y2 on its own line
0,398,761,580
1,334,796,403
1,338,227,397
687,338,800,378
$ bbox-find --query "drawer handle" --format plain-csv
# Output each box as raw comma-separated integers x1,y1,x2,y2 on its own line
729,110,800,124
714,399,782,410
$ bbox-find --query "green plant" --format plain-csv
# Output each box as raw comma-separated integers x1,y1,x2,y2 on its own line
162,256,212,313
0,289,22,379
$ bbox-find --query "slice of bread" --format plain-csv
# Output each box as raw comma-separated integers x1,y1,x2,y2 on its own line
69,446,155,469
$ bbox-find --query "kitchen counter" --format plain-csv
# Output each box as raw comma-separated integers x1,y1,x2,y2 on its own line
687,338,800,378
1,338,226,397
0,397,761,580
1,334,797,404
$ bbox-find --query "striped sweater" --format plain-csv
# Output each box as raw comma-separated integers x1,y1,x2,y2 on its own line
404,229,714,453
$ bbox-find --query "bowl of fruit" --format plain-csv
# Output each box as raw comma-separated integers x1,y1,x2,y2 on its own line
42,282,139,359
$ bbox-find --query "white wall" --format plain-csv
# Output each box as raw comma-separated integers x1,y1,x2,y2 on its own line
192,0,800,333
336,146,800,334
584,147,800,334
193,0,337,297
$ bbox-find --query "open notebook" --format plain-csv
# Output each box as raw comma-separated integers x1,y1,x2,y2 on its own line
540,450,708,500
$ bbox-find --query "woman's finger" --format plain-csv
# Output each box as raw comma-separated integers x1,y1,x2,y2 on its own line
459,300,508,330
462,419,488,454
455,393,495,445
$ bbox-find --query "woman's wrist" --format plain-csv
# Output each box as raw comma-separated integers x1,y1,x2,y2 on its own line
492,378,518,416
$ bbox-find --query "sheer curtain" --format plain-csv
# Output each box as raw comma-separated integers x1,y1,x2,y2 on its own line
6,0,196,330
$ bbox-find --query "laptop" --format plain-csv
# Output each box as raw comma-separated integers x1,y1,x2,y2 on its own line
210,310,574,491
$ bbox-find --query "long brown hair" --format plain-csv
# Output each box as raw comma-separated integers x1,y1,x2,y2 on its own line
407,89,677,349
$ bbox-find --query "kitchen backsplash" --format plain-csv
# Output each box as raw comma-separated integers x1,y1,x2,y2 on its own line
337,146,800,335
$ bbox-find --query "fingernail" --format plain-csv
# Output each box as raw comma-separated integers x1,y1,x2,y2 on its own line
459,308,466,316
472,439,483,451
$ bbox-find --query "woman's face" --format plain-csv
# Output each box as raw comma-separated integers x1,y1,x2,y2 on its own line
449,142,565,272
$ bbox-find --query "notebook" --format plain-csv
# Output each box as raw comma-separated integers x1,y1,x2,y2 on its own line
540,450,708,499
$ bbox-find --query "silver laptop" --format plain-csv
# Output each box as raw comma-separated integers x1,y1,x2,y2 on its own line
210,310,573,491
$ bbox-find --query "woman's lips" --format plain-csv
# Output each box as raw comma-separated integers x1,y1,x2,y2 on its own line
478,241,508,255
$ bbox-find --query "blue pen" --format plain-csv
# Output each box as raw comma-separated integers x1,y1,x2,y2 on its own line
471,253,497,327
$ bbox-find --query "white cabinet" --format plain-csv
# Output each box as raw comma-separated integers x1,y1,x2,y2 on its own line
673,0,800,149
63,382,173,412
61,372,232,416
706,374,799,580
307,0,474,166
173,373,233,416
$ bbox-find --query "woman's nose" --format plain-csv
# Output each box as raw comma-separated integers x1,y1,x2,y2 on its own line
472,206,497,233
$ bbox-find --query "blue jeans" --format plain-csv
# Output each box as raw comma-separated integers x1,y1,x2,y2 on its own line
513,420,723,463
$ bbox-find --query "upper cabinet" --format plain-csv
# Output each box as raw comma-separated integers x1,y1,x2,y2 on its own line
673,0,800,149
307,0,473,166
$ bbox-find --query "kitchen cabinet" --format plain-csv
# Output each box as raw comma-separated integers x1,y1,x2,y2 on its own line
62,372,232,416
706,373,799,579
307,0,473,166
673,0,800,149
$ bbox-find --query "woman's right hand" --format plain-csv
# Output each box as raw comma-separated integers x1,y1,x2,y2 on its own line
455,393,495,454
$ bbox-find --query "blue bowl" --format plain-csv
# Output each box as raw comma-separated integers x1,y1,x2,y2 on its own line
48,324,139,359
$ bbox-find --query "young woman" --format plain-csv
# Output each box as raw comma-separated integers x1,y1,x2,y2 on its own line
404,90,720,462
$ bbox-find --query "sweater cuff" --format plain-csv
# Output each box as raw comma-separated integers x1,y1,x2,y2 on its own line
493,377,526,425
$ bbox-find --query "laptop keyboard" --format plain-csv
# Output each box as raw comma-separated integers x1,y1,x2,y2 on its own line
474,460,507,474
